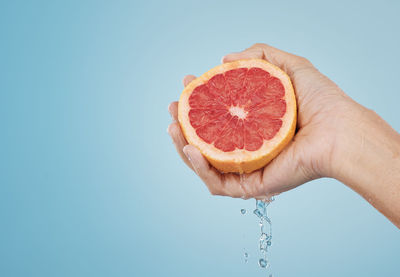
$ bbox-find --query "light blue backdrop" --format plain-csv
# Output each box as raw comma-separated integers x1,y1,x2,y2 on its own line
1,1,399,276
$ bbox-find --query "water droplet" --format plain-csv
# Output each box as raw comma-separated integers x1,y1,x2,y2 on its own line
254,199,273,271
260,233,268,241
258,258,268,268
243,252,249,263
240,209,247,215
256,199,266,210
253,209,263,219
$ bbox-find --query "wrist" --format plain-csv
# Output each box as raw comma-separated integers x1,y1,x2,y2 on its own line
329,103,400,224
328,103,372,180
313,99,369,180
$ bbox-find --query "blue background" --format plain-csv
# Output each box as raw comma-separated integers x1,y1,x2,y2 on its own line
1,0,399,276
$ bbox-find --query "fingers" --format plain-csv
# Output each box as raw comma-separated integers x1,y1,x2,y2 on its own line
240,170,265,199
260,140,314,197
222,43,313,76
167,74,197,169
182,145,222,194
183,75,196,87
168,101,178,121
167,122,194,170
183,145,250,198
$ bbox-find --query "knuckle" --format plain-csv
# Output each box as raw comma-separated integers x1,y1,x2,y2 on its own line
169,123,179,136
252,43,267,50
225,187,242,198
208,187,219,196
263,186,273,198
208,184,223,196
296,56,313,67
255,181,266,196
239,186,250,199
230,192,242,198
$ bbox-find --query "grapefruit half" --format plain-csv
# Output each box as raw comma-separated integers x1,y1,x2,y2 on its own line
178,59,296,173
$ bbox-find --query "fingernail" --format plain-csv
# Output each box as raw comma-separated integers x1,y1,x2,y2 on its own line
221,56,226,63
183,146,192,162
167,103,173,117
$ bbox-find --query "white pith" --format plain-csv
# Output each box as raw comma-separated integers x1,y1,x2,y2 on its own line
229,105,247,119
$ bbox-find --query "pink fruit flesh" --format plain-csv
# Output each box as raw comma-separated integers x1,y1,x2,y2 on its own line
188,67,286,152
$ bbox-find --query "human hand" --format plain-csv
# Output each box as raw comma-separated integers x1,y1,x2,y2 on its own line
167,43,386,200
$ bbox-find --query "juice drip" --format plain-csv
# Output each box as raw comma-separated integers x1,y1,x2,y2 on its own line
239,173,274,273
254,198,274,269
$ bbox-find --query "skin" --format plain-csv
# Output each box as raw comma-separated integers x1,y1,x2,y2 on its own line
167,43,400,229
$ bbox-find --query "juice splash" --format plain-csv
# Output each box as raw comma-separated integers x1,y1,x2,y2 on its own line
254,199,273,269
239,173,274,273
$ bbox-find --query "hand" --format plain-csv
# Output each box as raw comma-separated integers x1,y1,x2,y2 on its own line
167,43,396,204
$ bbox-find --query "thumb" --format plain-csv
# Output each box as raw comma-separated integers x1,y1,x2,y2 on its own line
222,43,313,76
260,141,315,197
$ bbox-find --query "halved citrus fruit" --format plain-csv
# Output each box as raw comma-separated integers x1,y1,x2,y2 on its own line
178,59,296,173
